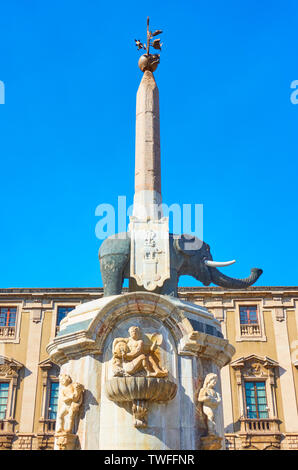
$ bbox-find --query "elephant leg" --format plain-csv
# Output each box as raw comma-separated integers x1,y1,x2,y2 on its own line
160,270,179,297
100,254,128,296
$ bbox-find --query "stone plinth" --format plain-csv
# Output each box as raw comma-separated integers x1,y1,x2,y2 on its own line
47,292,235,450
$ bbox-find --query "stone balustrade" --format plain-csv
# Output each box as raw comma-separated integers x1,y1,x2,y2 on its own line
0,326,16,339
240,417,280,433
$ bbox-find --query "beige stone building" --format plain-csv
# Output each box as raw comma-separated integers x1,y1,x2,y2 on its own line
0,285,297,450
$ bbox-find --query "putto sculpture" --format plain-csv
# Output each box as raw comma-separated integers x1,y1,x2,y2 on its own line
56,374,84,434
198,373,221,435
112,326,168,378
105,325,176,428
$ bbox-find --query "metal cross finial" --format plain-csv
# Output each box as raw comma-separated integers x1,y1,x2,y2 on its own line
135,17,163,72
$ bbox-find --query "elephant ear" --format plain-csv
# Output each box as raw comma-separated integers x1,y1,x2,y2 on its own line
174,234,203,257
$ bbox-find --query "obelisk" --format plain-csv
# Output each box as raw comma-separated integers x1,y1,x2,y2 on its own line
129,18,170,291
132,18,163,220
133,69,162,220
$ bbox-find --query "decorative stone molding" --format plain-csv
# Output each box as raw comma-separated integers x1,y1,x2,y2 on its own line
0,303,22,343
239,432,281,450
0,433,15,450
230,354,281,443
235,301,266,342
0,356,23,440
37,433,55,450
47,292,235,368
55,432,78,450
38,359,60,441
275,307,286,322
200,434,223,450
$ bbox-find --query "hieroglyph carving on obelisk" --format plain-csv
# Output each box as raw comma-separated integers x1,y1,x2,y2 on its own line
129,18,170,291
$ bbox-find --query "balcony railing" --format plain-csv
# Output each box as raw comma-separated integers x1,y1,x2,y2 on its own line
240,323,261,336
0,326,16,340
38,418,56,434
240,417,280,433
0,419,15,433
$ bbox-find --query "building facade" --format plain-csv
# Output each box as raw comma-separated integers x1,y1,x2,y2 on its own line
0,286,297,450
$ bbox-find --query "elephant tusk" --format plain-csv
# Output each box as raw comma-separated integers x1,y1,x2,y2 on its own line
204,259,236,267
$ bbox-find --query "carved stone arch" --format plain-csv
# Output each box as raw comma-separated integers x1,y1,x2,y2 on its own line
47,291,234,369
87,292,190,352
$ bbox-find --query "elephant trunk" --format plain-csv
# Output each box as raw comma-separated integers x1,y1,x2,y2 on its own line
209,267,263,289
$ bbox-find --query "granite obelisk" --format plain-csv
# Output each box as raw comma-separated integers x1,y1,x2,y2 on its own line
129,27,170,291
133,69,162,220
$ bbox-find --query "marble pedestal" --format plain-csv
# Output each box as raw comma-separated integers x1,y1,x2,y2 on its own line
46,292,235,450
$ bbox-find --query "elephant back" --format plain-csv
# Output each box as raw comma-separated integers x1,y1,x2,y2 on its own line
99,233,131,259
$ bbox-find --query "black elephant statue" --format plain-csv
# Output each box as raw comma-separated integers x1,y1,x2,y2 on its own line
99,232,263,297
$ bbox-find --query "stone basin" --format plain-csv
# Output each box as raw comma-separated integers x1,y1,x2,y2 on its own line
105,376,177,404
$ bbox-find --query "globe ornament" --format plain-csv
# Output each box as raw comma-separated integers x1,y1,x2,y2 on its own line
138,54,160,72
135,17,163,73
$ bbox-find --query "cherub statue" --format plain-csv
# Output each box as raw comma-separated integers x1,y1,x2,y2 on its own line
56,374,84,434
112,326,168,378
198,373,221,435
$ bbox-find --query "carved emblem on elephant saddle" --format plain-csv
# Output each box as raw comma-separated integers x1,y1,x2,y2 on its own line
129,217,170,291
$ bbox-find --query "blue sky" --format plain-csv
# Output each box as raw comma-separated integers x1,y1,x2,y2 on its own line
0,0,297,288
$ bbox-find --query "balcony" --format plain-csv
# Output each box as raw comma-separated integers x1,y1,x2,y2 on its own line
38,418,56,434
0,419,15,433
240,323,261,337
0,326,16,340
240,417,280,433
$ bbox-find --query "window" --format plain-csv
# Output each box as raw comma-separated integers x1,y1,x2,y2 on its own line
238,305,262,338
0,307,17,327
0,382,9,419
48,382,59,420
56,306,73,327
0,307,20,342
245,381,268,419
240,306,258,325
